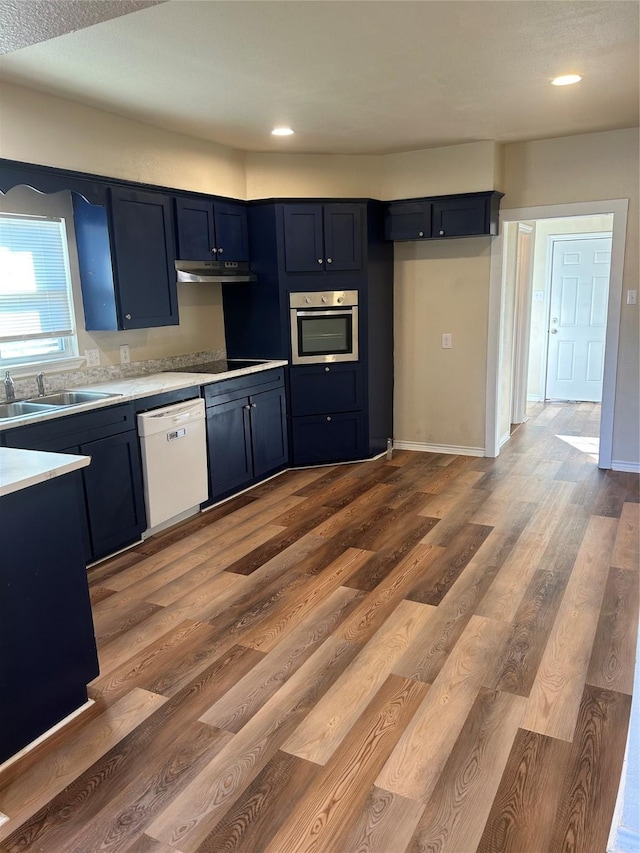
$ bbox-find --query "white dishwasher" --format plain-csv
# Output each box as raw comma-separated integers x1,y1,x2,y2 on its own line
137,397,208,535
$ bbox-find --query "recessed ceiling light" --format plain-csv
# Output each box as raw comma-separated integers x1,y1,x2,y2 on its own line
551,74,582,86
272,127,294,136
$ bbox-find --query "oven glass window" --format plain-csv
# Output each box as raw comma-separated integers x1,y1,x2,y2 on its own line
297,313,352,356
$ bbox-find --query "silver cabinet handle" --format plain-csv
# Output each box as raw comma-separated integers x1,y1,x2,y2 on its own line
418,231,424,237
326,416,332,422
317,258,323,264
251,402,257,408
324,366,330,372
326,257,333,264
439,229,445,236
218,247,223,254
243,404,251,409
125,313,132,320
211,247,216,253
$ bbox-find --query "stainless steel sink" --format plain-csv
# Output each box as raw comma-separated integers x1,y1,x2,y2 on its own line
30,390,122,406
0,401,57,419
0,389,123,422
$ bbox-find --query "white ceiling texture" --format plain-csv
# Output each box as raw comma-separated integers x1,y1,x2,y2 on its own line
0,0,638,155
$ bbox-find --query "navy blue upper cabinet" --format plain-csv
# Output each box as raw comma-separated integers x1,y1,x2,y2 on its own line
385,191,503,241
283,203,363,272
175,197,248,261
384,201,432,241
74,188,179,330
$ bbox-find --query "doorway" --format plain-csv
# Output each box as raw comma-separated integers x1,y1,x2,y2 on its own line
486,199,628,468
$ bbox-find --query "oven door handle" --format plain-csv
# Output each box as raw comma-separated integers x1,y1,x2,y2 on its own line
295,310,352,317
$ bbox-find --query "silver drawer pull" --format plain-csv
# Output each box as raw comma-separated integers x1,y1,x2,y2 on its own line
326,416,332,422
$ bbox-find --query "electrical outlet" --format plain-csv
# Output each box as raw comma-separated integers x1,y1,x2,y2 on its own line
627,290,637,306
120,344,130,365
442,333,453,349
84,348,100,367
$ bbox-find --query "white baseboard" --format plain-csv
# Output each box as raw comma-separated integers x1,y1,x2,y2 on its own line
392,440,485,457
611,460,640,473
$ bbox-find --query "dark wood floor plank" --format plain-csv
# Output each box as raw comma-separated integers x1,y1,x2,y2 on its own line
195,751,320,853
587,566,639,695
344,515,440,592
477,728,573,853
406,522,493,606
548,685,632,853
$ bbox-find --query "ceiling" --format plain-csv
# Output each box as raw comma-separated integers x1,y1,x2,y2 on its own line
0,0,638,155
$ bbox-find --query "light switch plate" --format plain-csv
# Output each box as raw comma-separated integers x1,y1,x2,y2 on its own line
627,289,637,305
120,344,130,365
442,333,453,349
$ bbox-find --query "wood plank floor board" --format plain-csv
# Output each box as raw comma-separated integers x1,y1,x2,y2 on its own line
477,728,573,853
282,599,434,765
265,674,429,853
586,567,639,694
193,751,320,853
548,684,632,853
147,637,361,851
337,786,426,853
407,688,527,853
377,615,511,802
405,522,494,606
2,402,637,853
523,515,619,740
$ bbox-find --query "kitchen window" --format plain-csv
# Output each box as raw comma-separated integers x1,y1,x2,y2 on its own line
0,211,78,370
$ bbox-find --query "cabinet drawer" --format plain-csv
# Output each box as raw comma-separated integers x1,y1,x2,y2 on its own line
292,412,365,465
289,363,363,416
3,403,137,452
203,368,284,406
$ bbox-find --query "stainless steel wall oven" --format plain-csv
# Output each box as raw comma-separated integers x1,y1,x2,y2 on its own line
289,290,359,365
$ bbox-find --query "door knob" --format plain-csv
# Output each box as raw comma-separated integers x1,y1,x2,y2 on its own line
550,328,558,334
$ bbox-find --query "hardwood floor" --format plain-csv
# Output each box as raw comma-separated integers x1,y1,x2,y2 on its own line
1,401,638,853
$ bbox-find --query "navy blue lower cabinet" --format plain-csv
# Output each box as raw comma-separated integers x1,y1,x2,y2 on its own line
206,396,254,501
206,384,289,502
289,363,364,416
0,474,99,763
81,431,146,561
292,412,365,466
251,386,288,479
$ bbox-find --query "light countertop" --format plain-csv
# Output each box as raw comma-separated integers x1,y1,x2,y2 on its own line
0,447,90,498
0,359,288,433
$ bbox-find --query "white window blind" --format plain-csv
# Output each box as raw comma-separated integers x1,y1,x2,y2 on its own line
0,214,75,343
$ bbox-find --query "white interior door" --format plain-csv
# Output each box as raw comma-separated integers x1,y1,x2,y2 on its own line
546,235,612,402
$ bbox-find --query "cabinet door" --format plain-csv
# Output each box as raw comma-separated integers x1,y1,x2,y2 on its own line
206,397,253,500
81,430,145,561
109,188,179,329
384,201,432,241
214,201,249,261
323,204,363,271
289,363,364,416
432,196,488,238
292,412,365,465
283,205,325,272
175,197,216,260
250,386,288,479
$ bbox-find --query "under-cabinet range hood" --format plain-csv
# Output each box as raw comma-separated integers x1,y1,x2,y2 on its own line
175,260,257,284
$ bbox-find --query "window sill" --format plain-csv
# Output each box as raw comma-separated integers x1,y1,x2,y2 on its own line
2,357,87,379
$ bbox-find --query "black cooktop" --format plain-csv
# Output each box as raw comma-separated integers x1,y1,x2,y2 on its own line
168,359,270,375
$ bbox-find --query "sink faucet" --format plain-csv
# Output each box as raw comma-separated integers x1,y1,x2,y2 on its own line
4,371,15,402
36,372,46,397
